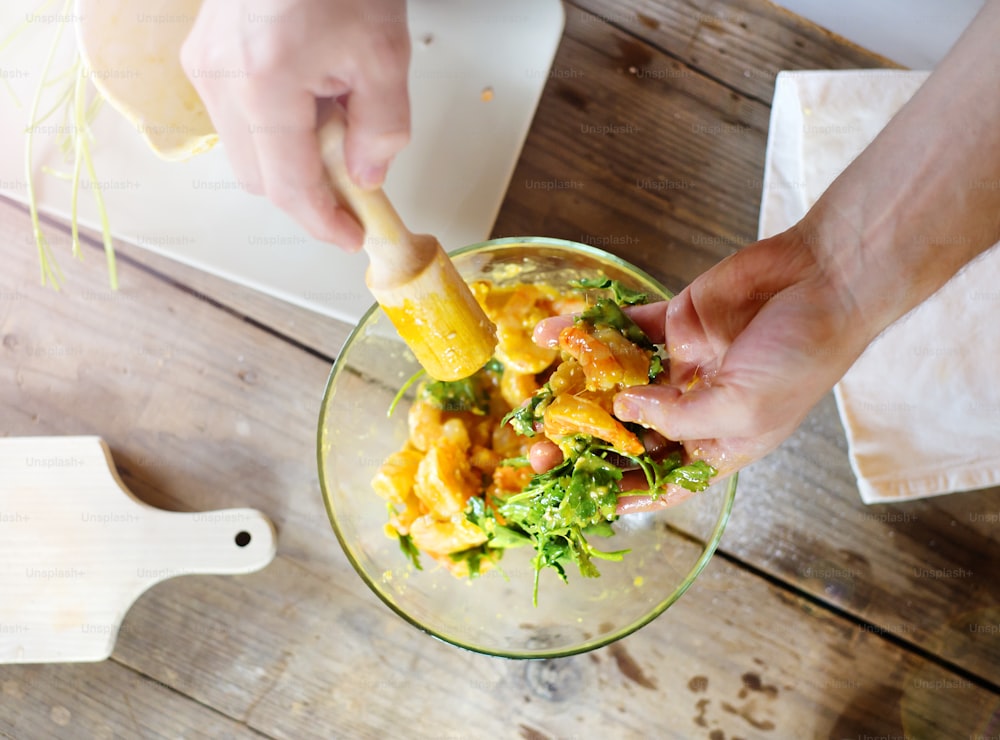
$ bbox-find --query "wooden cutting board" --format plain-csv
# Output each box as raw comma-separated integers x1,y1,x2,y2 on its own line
0,436,276,664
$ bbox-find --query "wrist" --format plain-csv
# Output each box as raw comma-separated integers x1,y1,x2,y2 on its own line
795,0,1000,346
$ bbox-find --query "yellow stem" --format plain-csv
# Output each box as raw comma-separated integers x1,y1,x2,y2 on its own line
70,65,85,258
75,65,117,290
24,0,72,289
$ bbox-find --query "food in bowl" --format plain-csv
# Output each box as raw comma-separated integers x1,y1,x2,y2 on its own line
371,276,716,604
318,238,736,658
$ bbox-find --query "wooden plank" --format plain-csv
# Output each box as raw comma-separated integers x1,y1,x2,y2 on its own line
566,0,901,104
491,3,1000,687
492,4,771,294
3,181,997,737
123,548,1000,739
724,394,1000,684
0,661,263,739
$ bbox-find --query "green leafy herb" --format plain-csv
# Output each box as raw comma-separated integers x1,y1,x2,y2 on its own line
417,359,504,415
489,437,628,605
571,277,648,306
648,353,664,381
397,533,423,571
465,436,717,605
421,376,488,414
662,459,716,492
577,298,654,349
448,544,494,578
501,384,553,436
387,368,426,418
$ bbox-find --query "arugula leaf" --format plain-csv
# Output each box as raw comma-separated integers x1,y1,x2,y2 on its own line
621,449,718,497
662,459,716,492
421,376,489,414
415,358,503,415
577,298,654,350
570,277,648,306
448,544,494,578
397,533,423,571
487,439,626,605
648,353,664,382
501,384,553,436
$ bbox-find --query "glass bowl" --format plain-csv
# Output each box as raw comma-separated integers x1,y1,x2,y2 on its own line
318,237,737,659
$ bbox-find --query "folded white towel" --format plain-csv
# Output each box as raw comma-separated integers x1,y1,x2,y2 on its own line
758,70,1000,504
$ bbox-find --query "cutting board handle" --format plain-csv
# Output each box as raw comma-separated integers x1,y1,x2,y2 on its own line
0,436,278,663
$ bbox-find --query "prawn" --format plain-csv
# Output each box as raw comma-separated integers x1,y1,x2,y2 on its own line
558,324,651,391
543,393,644,456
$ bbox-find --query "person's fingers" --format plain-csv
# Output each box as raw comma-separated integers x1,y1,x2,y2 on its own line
245,84,364,250
180,32,265,196
615,484,701,514
533,301,670,350
623,302,668,343
342,30,411,189
532,316,574,348
200,100,266,196
614,382,770,442
528,440,563,473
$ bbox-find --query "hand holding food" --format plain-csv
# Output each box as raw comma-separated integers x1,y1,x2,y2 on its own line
533,230,853,514
181,0,411,250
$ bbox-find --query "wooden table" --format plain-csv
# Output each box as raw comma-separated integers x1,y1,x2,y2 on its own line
2,1,998,737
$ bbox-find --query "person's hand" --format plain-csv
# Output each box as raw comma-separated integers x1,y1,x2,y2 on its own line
181,0,411,250
536,0,1000,515
534,226,870,513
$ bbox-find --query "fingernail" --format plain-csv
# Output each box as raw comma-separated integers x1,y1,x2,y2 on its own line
614,396,639,422
355,164,387,190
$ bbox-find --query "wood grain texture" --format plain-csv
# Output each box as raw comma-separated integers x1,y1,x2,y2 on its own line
2,186,997,737
0,660,263,739
566,0,901,103
493,3,771,295
727,395,1000,684
69,216,356,362
2,0,997,735
492,2,1000,687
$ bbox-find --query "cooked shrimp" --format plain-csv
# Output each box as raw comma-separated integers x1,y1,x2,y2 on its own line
492,463,535,493
408,400,443,452
469,445,502,475
371,447,423,505
386,492,424,535
409,514,488,555
492,420,532,459
491,285,560,374
547,358,586,395
543,393,644,456
413,436,480,518
500,369,539,408
558,324,651,391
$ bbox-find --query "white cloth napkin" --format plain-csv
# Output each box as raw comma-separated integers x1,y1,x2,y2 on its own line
758,70,1000,504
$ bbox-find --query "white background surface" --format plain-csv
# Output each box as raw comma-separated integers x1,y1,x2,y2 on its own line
0,0,564,323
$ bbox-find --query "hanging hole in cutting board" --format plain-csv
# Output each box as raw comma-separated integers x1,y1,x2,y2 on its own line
235,531,252,547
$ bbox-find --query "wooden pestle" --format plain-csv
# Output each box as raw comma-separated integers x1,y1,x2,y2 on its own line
318,113,497,381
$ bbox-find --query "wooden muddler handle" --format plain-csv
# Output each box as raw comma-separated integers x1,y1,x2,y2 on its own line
318,111,497,381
